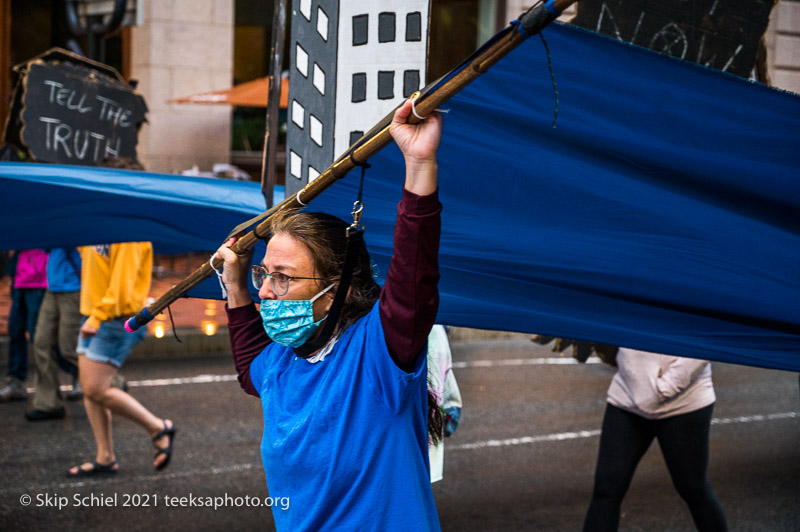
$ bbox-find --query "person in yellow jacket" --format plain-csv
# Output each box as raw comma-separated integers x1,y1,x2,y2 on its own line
67,242,176,477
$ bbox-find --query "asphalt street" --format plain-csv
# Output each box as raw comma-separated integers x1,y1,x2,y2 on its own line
1,336,798,531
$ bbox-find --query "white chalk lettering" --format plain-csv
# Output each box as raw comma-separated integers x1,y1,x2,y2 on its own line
119,110,132,128
104,136,121,158
94,95,133,127
73,129,89,160
649,22,688,59
630,12,645,44
44,80,64,103
591,1,748,72
696,33,718,67
597,3,622,40
721,44,743,72
90,132,105,161
37,116,124,162
96,95,115,118
38,117,60,150
56,87,69,106
66,90,92,113
43,80,93,113
54,122,73,158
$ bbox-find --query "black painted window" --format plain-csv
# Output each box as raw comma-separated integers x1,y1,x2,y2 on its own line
352,73,367,103
350,131,364,147
406,12,422,42
353,14,368,46
378,71,394,100
378,12,396,43
403,70,420,98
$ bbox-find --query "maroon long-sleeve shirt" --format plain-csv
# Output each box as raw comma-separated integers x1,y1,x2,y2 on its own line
227,188,441,397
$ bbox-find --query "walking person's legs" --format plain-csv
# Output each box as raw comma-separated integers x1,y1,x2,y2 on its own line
583,404,655,532
68,318,175,476
6,287,28,381
23,288,45,344
77,357,117,472
55,291,83,400
656,404,728,532
29,291,64,417
2,288,36,401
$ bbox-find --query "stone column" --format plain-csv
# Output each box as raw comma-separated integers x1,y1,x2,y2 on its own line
129,0,234,173
766,0,800,93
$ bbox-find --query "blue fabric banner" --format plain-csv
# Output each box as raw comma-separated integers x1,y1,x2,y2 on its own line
1,22,798,370
0,162,265,254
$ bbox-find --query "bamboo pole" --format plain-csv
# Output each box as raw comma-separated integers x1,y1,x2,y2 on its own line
126,0,576,332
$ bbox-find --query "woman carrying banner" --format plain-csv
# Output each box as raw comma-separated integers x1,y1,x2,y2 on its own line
216,99,443,531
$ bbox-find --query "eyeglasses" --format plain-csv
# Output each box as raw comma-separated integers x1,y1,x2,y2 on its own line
251,265,325,297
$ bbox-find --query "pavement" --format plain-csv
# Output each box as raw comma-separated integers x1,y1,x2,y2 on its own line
0,337,797,531
3,255,797,530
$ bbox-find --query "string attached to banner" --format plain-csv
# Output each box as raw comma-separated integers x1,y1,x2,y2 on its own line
209,252,227,299
166,306,182,343
539,33,559,128
410,92,450,121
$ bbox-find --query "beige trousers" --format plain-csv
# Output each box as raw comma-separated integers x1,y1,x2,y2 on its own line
31,291,81,411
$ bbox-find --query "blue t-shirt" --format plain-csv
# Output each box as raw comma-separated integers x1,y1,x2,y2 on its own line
47,248,81,292
249,302,441,531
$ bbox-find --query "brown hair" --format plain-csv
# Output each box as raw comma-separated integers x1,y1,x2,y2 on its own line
267,209,379,328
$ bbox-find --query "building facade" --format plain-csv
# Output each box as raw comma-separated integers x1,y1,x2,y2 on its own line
129,0,234,173
766,0,800,89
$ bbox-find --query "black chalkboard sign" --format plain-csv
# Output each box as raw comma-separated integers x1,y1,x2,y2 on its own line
4,48,147,166
571,0,774,78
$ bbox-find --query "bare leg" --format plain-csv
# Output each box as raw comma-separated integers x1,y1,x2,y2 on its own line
83,394,114,462
69,355,117,474
75,356,174,469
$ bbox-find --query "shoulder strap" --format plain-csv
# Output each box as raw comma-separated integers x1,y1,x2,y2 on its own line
292,227,363,358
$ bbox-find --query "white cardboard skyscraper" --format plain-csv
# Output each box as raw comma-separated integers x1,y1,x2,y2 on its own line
286,0,432,197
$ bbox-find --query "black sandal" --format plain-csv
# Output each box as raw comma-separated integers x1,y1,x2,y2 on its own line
67,460,119,478
152,420,176,471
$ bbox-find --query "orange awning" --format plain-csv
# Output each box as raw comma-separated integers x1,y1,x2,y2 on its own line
169,76,288,108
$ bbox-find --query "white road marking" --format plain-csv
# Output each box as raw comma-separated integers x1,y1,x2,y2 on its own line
127,374,239,387
6,411,796,494
450,411,799,452
450,430,602,450
711,411,798,425
452,356,602,369
50,374,239,393
44,357,602,393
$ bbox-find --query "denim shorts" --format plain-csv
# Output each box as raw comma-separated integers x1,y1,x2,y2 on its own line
77,316,146,368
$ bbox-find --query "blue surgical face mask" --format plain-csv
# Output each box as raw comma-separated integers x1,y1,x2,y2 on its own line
259,284,335,348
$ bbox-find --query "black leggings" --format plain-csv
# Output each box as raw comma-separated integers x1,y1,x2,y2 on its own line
582,403,727,532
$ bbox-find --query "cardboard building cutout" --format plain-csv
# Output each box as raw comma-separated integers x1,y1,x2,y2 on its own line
286,0,431,197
